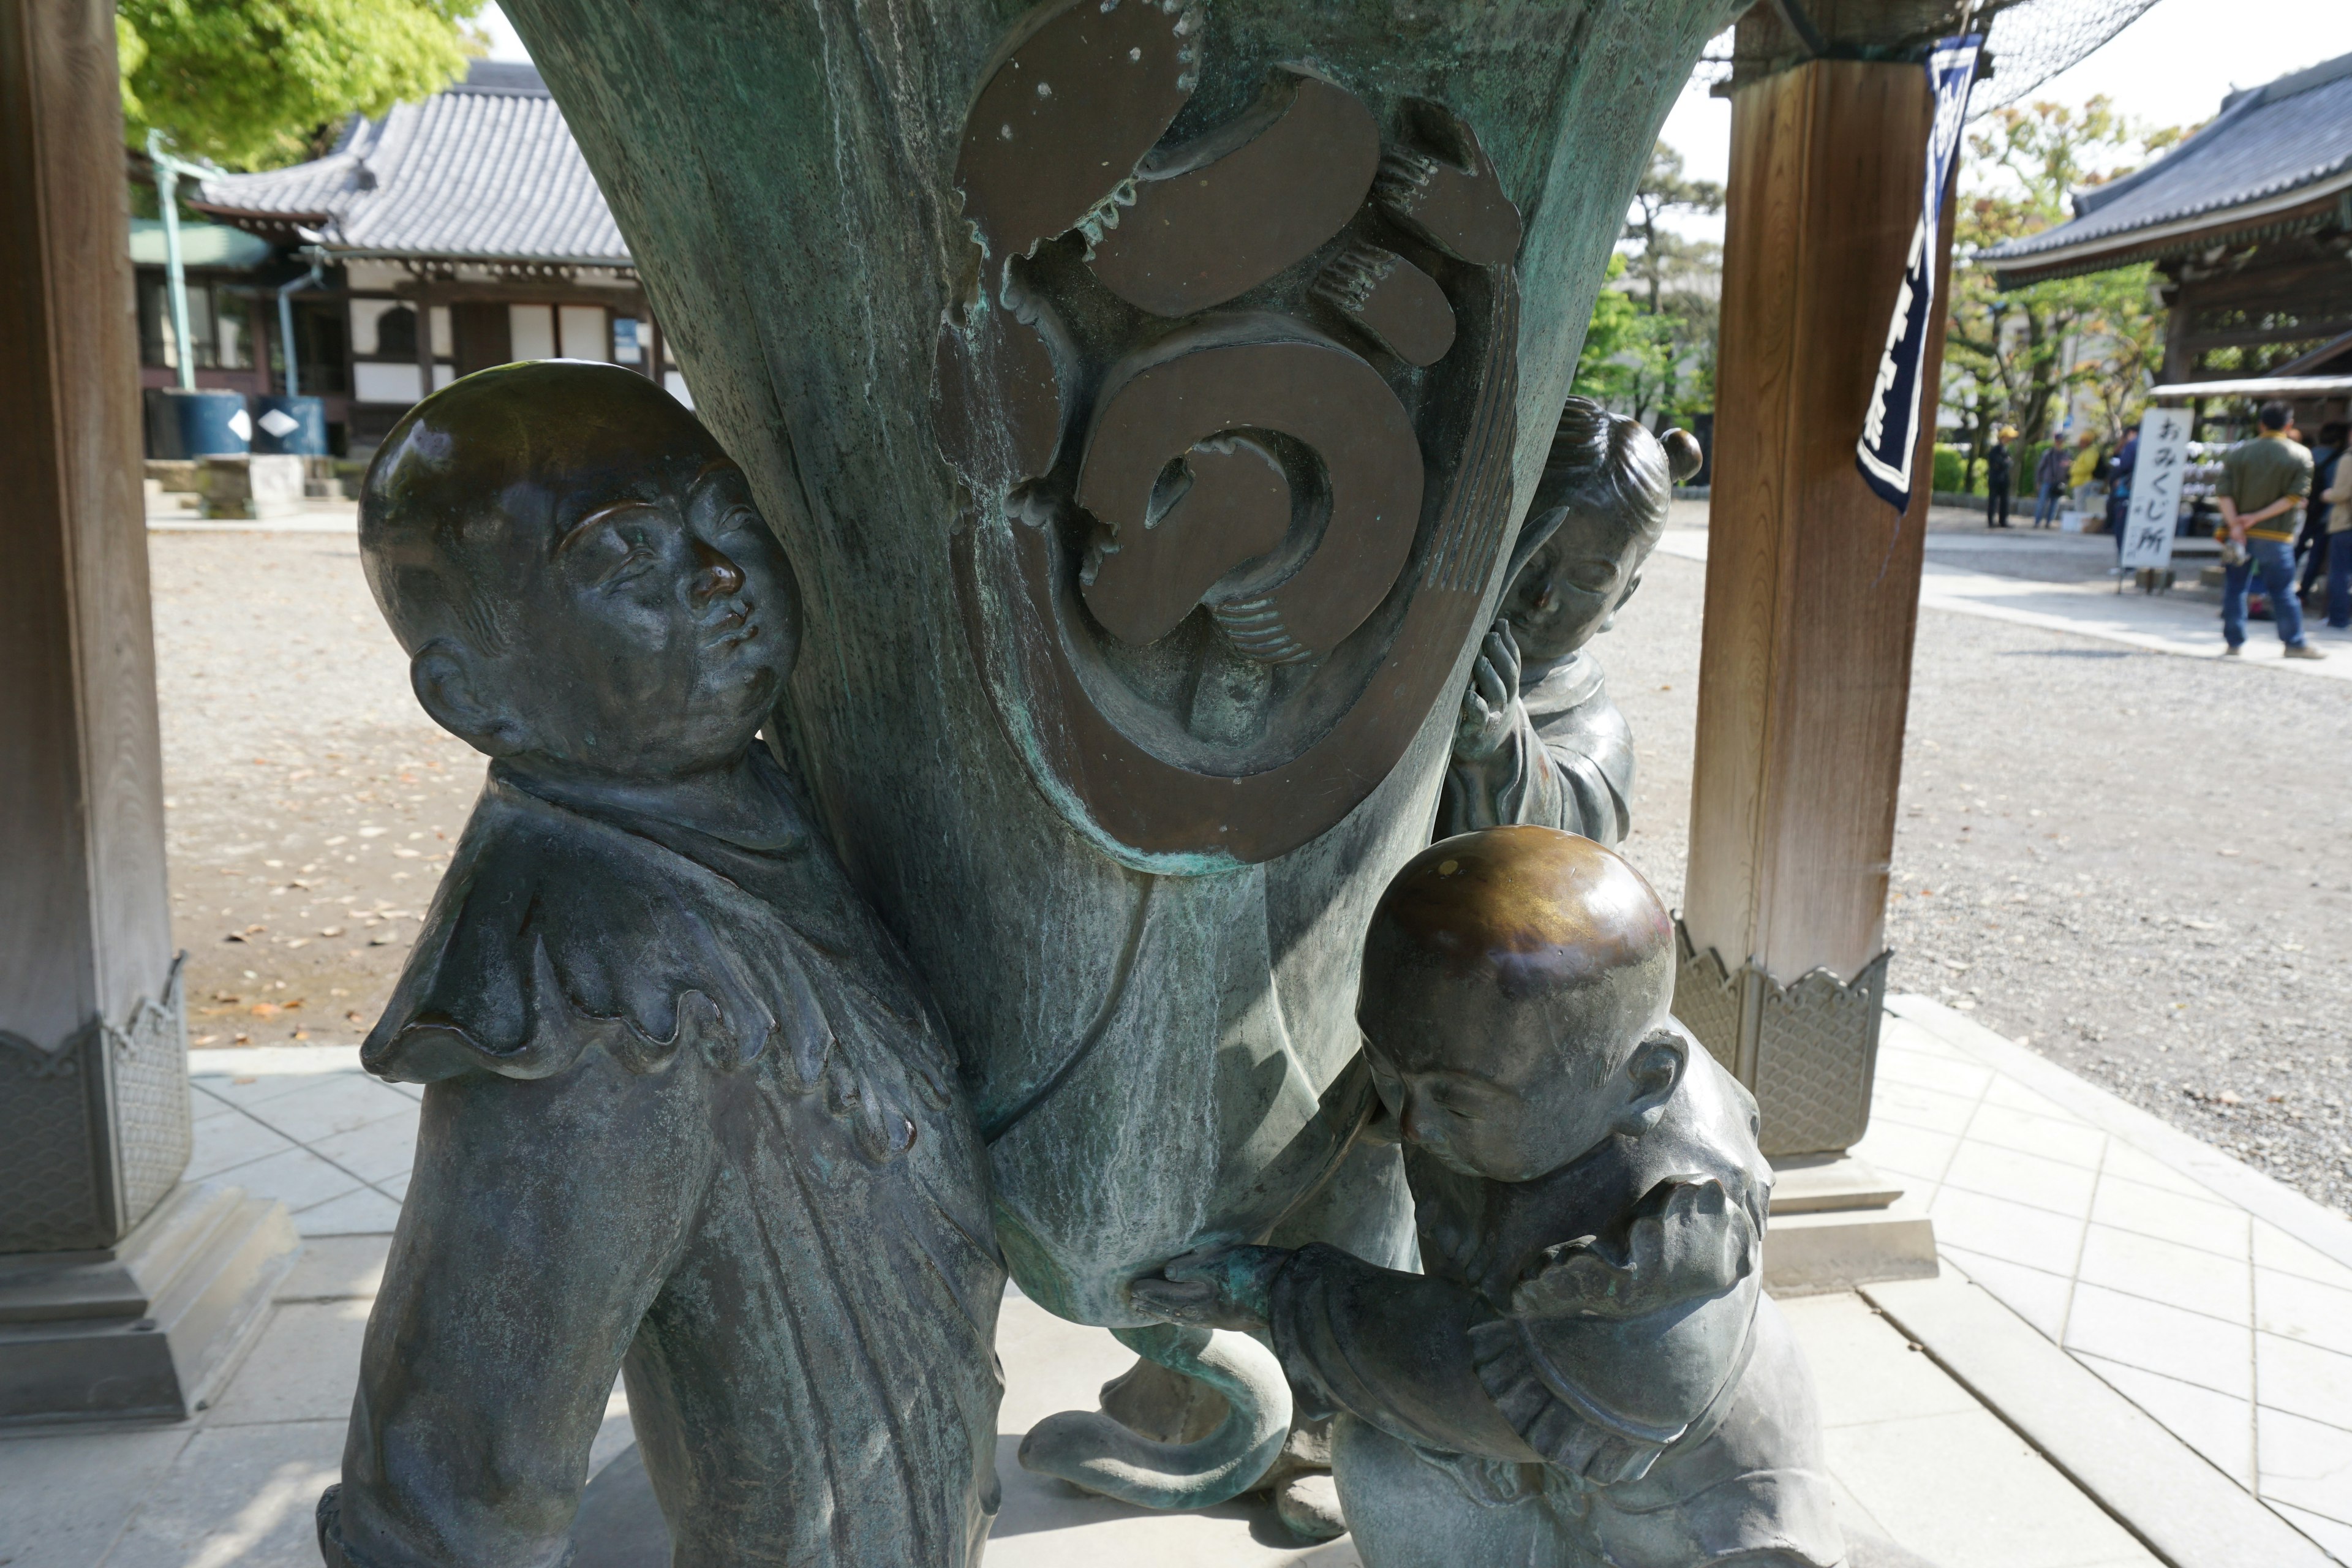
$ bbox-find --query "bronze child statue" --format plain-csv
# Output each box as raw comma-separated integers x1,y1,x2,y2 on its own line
1136,827,1844,1567
1442,400,1703,843
316,361,1003,1568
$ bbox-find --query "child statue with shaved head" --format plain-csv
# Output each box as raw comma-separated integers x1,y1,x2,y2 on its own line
315,362,1003,1568
1135,828,1842,1567
1442,399,1702,844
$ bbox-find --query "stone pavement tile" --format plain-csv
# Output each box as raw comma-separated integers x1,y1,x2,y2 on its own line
101,1420,343,1568
1870,1077,1980,1136
2258,1406,2352,1529
203,1300,371,1427
989,1438,1360,1567
2269,1501,2352,1562
2102,1140,2225,1203
192,1044,364,1078
2258,1332,2352,1432
2255,1221,2352,1291
0,1426,194,1568
2071,1352,2255,1487
1940,1140,2099,1217
1874,1049,1992,1100
186,1106,297,1181
380,1170,412,1201
1848,1122,1958,1192
216,1145,366,1215
1931,1185,2089,1276
232,1072,420,1144
1776,1293,1978,1425
1880,1016,1972,1061
1821,1409,2157,1567
1959,1101,2110,1172
2077,1223,2253,1325
1939,1246,2073,1340
2090,1172,2252,1261
277,1234,391,1302
1980,1074,2083,1124
306,1104,421,1184
190,1063,364,1115
2062,1283,2252,1399
292,1185,404,1237
2257,1268,2352,1359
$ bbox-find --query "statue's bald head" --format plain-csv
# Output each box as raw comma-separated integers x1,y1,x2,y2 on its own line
360,360,729,655
1365,827,1673,1003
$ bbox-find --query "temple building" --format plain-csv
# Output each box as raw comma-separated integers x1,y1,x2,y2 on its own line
1980,50,2352,428
177,59,676,456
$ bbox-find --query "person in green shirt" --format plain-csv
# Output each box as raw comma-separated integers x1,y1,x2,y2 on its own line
2217,401,2324,660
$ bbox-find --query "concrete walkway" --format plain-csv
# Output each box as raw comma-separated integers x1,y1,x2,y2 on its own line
1653,526,2352,679
4,1008,2345,1566
1856,999,2352,1561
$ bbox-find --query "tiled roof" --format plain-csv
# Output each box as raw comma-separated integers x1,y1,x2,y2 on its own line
127,217,274,270
194,61,630,267
1980,51,2352,276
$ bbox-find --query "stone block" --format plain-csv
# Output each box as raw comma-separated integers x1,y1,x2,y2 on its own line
1764,1199,1939,1295
198,454,306,520
0,1182,299,1424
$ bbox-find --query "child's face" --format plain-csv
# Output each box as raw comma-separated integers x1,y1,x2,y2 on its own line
1501,505,1656,665
1362,956,1673,1183
483,450,799,778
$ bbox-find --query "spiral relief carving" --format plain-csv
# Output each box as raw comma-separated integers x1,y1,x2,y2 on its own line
935,0,1524,869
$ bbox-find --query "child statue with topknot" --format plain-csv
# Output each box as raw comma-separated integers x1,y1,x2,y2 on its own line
315,361,1003,1568
1443,399,1703,843
1136,827,1844,1568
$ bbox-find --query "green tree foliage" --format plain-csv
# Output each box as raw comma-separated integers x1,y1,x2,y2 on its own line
120,0,486,171
1942,98,2187,484
1573,141,1724,429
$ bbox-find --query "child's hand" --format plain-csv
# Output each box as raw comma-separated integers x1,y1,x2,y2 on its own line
1452,620,1521,763
1510,1180,1754,1321
1128,1244,1292,1333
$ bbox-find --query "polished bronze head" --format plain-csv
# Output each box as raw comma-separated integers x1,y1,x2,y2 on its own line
1365,826,1673,1000
1358,827,1679,1182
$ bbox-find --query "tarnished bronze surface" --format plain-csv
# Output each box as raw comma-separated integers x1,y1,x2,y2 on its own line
1088,71,1381,317
935,0,1524,868
1077,318,1422,660
952,0,1199,266
1374,102,1525,265
1314,244,1457,368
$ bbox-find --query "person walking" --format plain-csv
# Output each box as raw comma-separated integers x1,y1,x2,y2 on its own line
2218,400,2325,660
2032,440,2067,527
1985,426,2015,528
2297,420,2346,603
2108,426,2140,567
2324,454,2352,630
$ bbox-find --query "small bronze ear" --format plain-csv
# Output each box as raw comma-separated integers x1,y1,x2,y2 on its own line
1662,428,1704,485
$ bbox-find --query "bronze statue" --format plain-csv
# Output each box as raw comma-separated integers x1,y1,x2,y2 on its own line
1442,401,1703,844
1136,827,1844,1567
315,362,1004,1568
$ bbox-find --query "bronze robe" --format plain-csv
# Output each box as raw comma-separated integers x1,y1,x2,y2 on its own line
320,752,1003,1568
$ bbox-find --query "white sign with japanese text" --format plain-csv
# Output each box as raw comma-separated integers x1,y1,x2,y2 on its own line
2119,408,2193,570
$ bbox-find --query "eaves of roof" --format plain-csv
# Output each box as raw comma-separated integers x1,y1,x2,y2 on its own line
1977,50,2352,285
1981,175,2352,288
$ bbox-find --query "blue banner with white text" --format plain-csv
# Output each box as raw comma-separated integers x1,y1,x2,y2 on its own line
1856,35,1982,513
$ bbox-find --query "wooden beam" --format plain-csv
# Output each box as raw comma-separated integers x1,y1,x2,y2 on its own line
0,0,183,1243
1677,58,1953,1156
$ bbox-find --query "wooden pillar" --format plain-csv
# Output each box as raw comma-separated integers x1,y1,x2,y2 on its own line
1676,57,1954,1158
0,0,294,1421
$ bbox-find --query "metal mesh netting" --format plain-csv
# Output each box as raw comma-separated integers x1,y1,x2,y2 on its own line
1970,0,2164,111
1689,0,2163,115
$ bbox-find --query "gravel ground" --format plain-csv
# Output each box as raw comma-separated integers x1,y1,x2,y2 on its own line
1602,514,2352,1219
151,531,484,1049
149,517,2352,1216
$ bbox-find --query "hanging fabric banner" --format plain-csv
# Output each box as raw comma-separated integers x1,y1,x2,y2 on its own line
1856,34,1983,512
